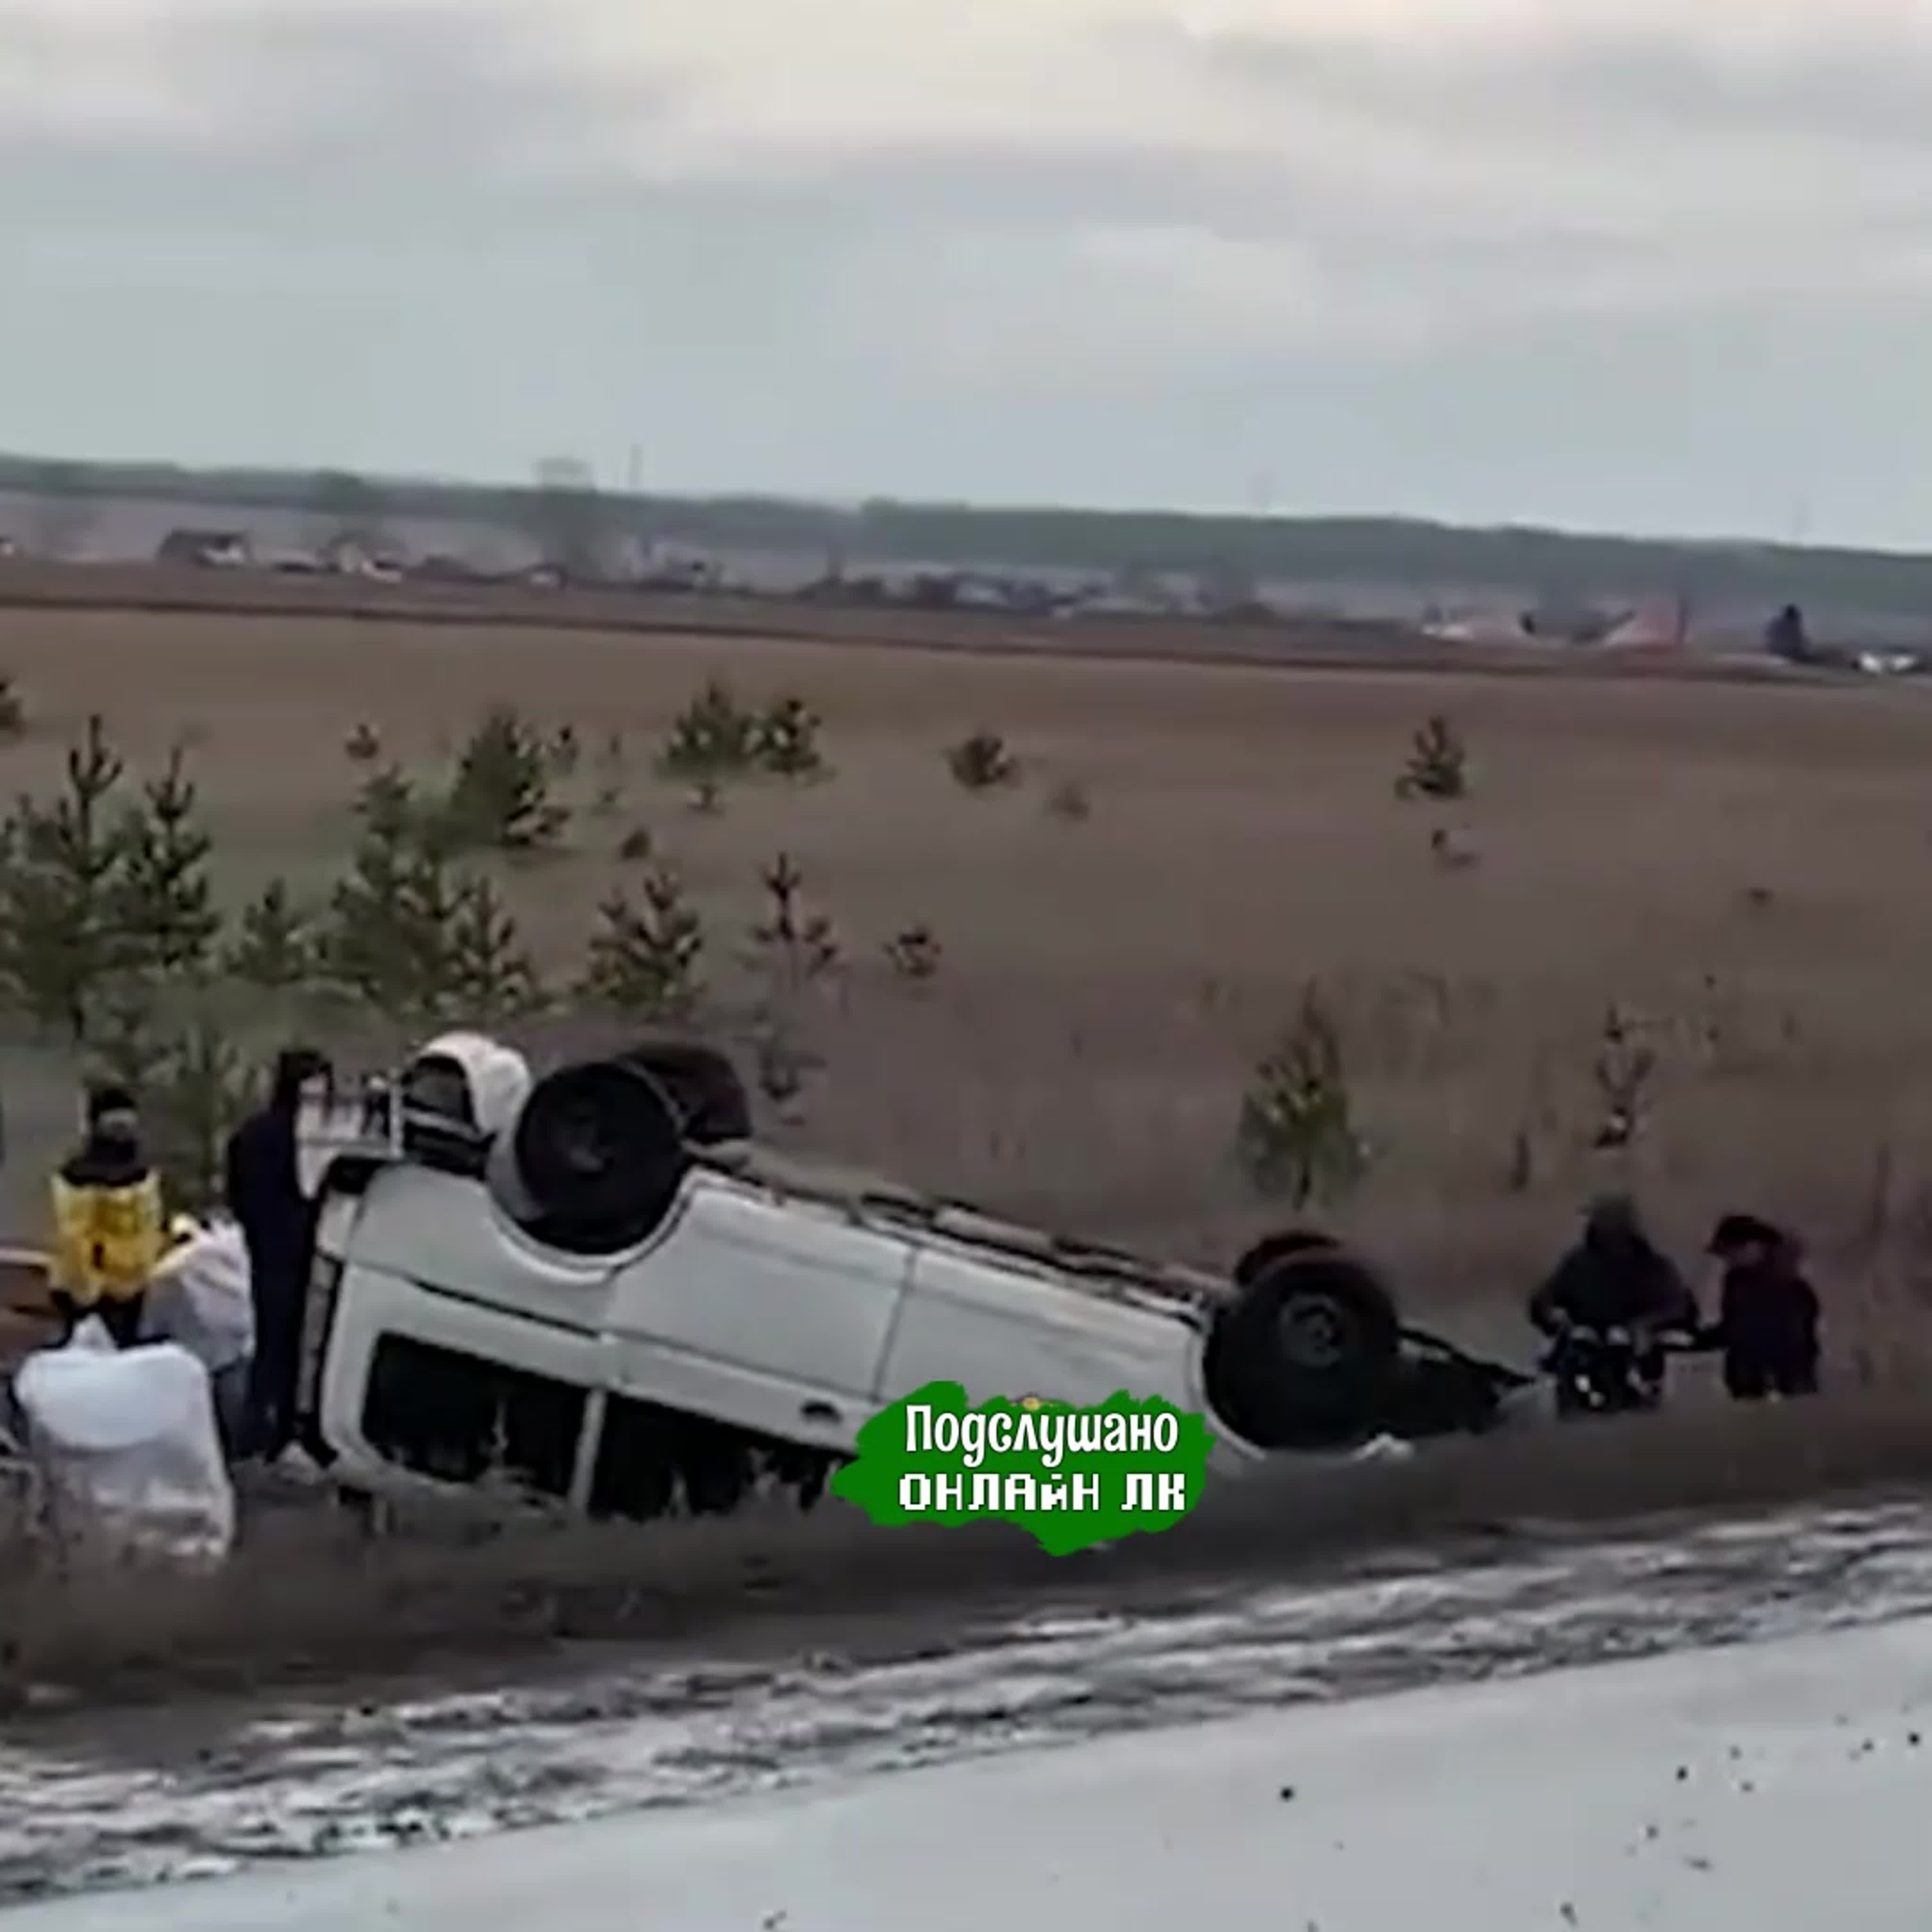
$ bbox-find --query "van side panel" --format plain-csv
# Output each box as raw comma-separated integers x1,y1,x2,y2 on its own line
603,1183,912,1450
877,1244,1199,1414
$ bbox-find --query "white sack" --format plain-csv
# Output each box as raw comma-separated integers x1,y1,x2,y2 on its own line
144,1219,254,1375
14,1330,235,1567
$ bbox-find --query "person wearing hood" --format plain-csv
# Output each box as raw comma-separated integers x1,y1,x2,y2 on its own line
1528,1194,1700,1341
47,1082,166,1347
224,1045,328,1460
1704,1212,1821,1401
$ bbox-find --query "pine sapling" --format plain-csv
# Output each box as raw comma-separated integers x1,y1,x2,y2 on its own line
1236,984,1371,1208
946,730,1018,792
1396,715,1469,801
579,865,706,1021
442,873,545,1021
112,745,220,982
225,877,314,993
0,713,131,1040
751,694,829,781
441,704,569,854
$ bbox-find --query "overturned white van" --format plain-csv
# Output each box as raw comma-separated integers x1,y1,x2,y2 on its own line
289,1034,1527,1521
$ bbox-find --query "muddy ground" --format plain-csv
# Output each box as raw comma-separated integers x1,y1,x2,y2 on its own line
6,1494,1932,1907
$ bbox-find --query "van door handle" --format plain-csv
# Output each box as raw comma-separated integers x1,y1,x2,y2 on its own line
800,1400,840,1424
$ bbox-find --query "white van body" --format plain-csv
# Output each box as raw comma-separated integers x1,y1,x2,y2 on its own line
290,1034,1521,1521
300,1143,1265,1516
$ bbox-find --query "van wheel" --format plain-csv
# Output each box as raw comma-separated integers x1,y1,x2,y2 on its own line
619,1041,752,1145
512,1059,687,1253
1206,1243,1402,1450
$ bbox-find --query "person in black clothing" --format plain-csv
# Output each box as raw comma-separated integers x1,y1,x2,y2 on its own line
1529,1194,1699,1339
1704,1212,1820,1401
1528,1195,1700,1411
225,1045,329,1461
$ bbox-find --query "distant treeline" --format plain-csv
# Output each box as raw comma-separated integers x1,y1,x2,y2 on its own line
6,451,1932,616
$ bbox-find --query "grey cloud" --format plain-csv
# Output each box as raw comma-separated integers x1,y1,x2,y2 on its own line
1174,21,1932,158
0,0,665,190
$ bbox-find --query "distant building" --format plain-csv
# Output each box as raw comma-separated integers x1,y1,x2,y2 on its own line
321,533,403,579
156,528,250,569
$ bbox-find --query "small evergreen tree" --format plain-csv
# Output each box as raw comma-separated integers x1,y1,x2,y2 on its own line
579,866,705,1020
1395,715,1469,801
1236,984,1370,1208
946,730,1018,792
225,877,314,993
317,766,455,1018
751,694,829,780
111,745,220,981
656,680,758,809
442,874,544,1021
0,714,131,1039
441,704,569,853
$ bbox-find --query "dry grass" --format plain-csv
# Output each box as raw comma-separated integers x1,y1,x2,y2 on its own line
5,604,1932,1704
6,1385,1932,1711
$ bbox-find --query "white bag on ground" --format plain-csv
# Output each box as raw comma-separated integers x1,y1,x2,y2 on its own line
14,1323,236,1566
143,1219,254,1374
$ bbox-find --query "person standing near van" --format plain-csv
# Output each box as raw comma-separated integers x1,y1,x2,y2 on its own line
225,1046,327,1460
1704,1213,1821,1400
47,1082,166,1348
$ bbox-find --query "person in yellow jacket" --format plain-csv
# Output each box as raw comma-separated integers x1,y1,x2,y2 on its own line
47,1082,166,1348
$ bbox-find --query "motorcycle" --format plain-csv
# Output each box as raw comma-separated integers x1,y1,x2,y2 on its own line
1541,1320,1707,1418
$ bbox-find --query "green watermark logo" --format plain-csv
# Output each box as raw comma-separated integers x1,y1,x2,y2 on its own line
829,1380,1214,1556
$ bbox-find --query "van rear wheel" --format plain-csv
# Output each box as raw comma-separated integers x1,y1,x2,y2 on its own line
1206,1241,1402,1450
512,1059,687,1253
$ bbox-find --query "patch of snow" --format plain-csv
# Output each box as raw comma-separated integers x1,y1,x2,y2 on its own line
10,1498,1932,1906
17,1615,1932,1930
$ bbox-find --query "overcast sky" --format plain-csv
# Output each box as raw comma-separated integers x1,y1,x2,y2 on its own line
8,0,1932,543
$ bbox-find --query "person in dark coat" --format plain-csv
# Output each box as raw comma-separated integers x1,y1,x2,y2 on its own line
1704,1212,1820,1400
225,1046,328,1460
1529,1194,1699,1340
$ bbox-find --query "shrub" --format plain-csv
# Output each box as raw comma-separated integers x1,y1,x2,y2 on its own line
947,730,1019,793
741,853,840,1111
441,704,569,854
442,874,545,1022
578,866,706,1021
882,924,942,984
1396,715,1468,801
0,715,138,1040
657,680,759,810
750,695,829,781
1236,984,1371,1208
224,877,314,994
315,766,458,1021
110,746,220,981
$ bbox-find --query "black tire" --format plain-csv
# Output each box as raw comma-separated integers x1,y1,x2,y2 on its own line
1232,1228,1343,1289
512,1058,687,1252
618,1040,752,1145
1206,1243,1402,1451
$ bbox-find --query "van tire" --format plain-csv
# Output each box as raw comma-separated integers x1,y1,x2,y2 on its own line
619,1041,752,1145
1206,1243,1402,1451
512,1059,688,1252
